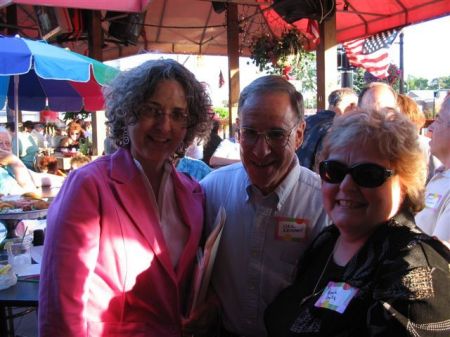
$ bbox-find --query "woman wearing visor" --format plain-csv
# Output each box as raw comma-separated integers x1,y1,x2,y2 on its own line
265,108,450,337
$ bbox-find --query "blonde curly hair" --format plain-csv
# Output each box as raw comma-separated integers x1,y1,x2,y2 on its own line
319,108,426,213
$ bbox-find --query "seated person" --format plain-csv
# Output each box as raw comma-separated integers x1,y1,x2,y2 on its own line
176,155,212,181
37,155,67,177
70,154,91,171
265,108,450,337
1,127,36,195
58,122,84,151
0,127,65,195
18,120,39,170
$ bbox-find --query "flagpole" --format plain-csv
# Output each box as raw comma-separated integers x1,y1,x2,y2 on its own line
399,32,404,94
338,45,353,88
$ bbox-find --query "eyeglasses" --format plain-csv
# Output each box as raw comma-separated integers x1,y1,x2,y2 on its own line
139,104,189,127
0,140,11,148
240,125,297,148
432,114,450,128
318,160,395,188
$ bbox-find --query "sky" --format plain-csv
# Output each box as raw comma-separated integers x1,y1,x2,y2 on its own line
106,15,450,106
390,15,450,80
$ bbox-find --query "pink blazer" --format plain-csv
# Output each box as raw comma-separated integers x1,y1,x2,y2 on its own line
39,148,204,337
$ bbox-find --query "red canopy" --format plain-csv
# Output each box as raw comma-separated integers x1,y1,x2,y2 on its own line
94,0,449,60
4,0,151,12
260,0,450,43
4,1,449,61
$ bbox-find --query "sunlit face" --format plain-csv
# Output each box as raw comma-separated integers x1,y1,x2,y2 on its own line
321,142,404,239
128,80,188,169
239,92,304,195
0,132,12,152
69,130,81,141
429,98,450,162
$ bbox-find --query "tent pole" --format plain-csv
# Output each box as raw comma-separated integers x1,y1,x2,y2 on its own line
226,2,240,139
399,32,404,94
13,74,19,156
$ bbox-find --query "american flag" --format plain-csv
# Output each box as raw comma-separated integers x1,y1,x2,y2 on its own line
343,29,399,79
219,70,225,88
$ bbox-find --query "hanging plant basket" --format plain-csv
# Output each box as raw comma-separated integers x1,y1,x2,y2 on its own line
249,28,307,79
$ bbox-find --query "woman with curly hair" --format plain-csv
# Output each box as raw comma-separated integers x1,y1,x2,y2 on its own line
39,59,212,337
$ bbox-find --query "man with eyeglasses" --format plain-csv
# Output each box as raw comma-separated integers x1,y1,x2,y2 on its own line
200,75,329,337
416,94,450,243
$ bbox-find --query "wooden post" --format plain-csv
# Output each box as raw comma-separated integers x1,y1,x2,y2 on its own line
86,10,106,156
226,3,240,138
316,13,337,110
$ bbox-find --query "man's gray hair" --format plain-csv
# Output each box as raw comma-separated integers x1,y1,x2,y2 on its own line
238,75,305,121
328,88,357,108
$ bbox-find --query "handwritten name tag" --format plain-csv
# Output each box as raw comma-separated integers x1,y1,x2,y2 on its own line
275,217,308,242
314,281,358,313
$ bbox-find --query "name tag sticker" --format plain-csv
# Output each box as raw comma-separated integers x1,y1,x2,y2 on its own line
425,193,442,209
314,282,358,314
275,217,308,242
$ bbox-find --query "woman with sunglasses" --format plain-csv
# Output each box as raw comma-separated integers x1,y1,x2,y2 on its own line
265,108,450,337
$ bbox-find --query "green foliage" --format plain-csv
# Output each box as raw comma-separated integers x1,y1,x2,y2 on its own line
405,76,429,90
213,106,228,120
79,138,92,156
291,51,317,92
404,75,450,91
429,77,450,90
63,110,90,122
249,29,307,77
352,68,366,94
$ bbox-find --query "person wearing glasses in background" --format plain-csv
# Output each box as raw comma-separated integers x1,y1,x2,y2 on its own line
0,126,65,194
39,59,212,337
416,95,450,244
265,108,450,337
200,75,329,337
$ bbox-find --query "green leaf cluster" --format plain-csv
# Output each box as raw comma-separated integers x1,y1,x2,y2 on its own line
249,29,306,74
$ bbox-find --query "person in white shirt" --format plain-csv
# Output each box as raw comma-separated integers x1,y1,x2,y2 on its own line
200,76,329,337
209,137,240,167
416,95,450,242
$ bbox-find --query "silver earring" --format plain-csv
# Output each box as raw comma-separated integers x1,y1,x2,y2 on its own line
177,141,187,154
121,128,130,146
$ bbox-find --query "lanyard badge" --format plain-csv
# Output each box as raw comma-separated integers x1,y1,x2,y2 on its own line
314,281,358,313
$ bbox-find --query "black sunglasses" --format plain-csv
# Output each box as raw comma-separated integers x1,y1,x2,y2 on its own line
319,160,395,188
